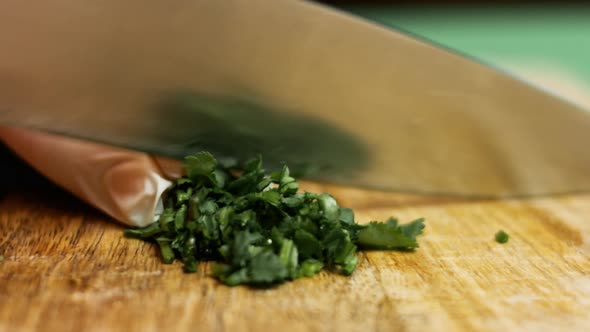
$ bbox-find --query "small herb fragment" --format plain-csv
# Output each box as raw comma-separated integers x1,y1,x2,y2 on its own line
495,230,509,244
124,152,425,286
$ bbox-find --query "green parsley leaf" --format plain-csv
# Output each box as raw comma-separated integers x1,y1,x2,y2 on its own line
495,230,509,243
282,195,304,208
216,266,249,286
123,222,161,239
297,259,324,278
294,229,322,260
279,239,299,279
357,219,424,250
176,187,193,203
159,207,175,232
183,151,217,184
199,200,218,215
184,260,198,273
258,190,281,207
248,249,288,284
317,193,339,220
174,204,187,230
398,218,425,238
340,252,359,276
338,208,355,225
156,238,175,264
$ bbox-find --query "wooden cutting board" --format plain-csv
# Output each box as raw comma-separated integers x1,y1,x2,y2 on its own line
1,173,590,332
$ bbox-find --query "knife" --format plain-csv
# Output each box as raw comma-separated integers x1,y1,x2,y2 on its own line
1,0,589,198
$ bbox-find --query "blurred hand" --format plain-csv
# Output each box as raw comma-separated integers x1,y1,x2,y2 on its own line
0,127,182,226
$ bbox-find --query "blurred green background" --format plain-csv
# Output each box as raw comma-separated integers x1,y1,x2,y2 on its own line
318,1,590,88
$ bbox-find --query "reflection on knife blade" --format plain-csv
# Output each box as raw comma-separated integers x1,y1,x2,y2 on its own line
1,0,590,197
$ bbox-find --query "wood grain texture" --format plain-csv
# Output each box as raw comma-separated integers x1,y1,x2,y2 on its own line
1,179,590,332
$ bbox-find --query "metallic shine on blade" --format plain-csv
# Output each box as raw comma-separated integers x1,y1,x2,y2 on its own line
1,0,590,197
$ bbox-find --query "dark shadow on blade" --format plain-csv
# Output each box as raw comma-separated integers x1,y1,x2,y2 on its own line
151,92,370,178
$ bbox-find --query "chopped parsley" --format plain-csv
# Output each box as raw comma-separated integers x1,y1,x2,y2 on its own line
124,152,425,286
495,230,509,244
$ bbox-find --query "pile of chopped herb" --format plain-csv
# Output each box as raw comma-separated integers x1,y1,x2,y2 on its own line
124,152,425,286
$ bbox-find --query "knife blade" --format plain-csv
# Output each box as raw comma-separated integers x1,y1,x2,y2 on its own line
1,0,590,198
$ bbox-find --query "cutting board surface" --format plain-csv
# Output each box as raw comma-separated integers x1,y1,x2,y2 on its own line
1,178,590,332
